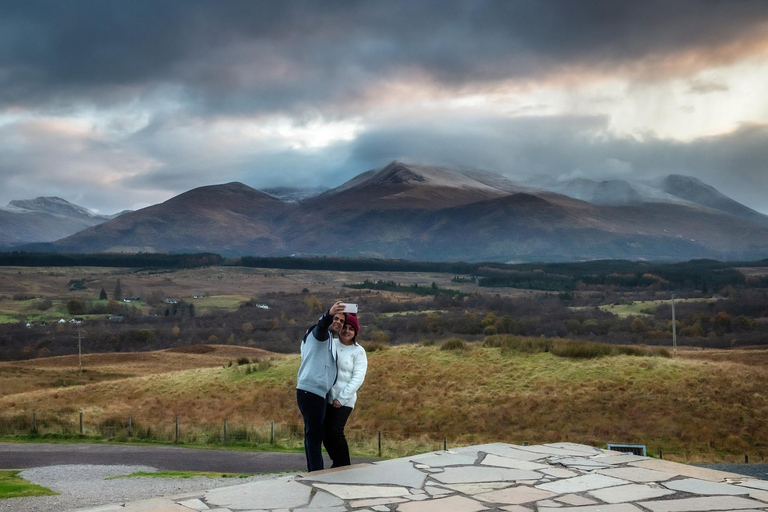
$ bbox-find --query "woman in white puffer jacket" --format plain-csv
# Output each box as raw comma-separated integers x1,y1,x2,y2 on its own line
323,312,368,467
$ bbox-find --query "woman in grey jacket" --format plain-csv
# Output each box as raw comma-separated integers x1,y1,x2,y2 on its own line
296,301,345,472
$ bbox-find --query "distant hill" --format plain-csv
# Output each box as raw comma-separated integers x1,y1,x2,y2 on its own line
48,182,296,254
533,175,768,227
28,162,768,261
0,197,114,247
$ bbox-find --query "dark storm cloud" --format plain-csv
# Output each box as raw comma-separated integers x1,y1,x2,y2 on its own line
2,0,767,115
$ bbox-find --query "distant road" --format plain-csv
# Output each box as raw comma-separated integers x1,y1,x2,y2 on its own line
0,443,374,473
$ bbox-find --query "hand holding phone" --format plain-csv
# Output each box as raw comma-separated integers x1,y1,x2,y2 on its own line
340,303,358,314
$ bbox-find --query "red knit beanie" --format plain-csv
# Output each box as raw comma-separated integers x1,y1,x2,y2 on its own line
344,313,359,336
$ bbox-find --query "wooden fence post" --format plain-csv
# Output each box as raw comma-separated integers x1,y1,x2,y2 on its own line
271,421,274,444
80,412,83,434
378,430,382,457
175,416,179,442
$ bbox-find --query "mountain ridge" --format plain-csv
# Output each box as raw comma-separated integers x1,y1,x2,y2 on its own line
8,162,768,261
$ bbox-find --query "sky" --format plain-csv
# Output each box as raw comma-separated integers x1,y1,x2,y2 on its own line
1,0,767,214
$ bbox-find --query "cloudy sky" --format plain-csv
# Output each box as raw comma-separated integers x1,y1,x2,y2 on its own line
1,0,767,214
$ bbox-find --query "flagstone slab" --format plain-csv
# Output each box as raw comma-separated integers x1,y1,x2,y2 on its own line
588,483,677,503
629,459,744,482
410,450,480,467
473,484,557,504
305,489,346,508
350,497,411,508
304,458,427,488
537,499,564,507
424,486,454,496
205,478,311,510
396,495,488,512
541,468,579,479
516,445,592,457
294,507,345,512
593,454,651,464
638,496,767,512
176,498,209,511
431,466,541,484
663,478,753,495
596,467,677,482
312,483,412,500
552,457,612,470
482,454,550,471
539,504,643,512
555,494,599,506
437,482,516,495
546,443,605,456
739,480,768,491
748,490,768,502
118,498,194,512
500,506,533,512
462,443,549,461
537,474,629,494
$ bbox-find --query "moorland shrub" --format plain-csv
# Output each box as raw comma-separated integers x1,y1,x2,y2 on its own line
484,335,671,359
362,341,388,353
440,338,467,351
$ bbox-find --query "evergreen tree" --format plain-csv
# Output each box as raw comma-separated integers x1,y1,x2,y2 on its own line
99,288,108,300
114,279,123,300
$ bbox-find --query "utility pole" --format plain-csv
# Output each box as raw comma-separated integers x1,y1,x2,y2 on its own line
671,294,677,355
77,327,83,372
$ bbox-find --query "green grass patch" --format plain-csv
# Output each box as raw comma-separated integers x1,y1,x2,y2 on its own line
191,295,250,313
0,315,18,324
108,470,254,479
0,470,58,499
577,298,715,318
380,309,446,317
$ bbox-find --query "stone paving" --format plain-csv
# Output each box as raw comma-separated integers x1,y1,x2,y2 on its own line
71,442,768,512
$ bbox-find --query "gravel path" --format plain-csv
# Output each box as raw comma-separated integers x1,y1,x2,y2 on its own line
0,464,288,512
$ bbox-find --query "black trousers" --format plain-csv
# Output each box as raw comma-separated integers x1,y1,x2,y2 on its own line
323,403,353,468
296,389,327,472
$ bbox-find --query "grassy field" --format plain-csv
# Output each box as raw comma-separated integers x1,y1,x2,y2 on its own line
0,470,57,499
0,266,541,324
0,341,765,463
572,298,716,318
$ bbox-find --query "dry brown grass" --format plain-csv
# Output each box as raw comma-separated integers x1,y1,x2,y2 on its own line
0,345,278,397
1,342,766,462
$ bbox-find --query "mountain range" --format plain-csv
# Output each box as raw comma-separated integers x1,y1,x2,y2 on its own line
6,162,768,262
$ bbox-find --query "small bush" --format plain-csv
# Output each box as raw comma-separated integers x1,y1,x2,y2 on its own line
440,338,467,351
420,338,437,347
551,340,612,359
484,335,550,353
362,342,388,353
237,357,250,366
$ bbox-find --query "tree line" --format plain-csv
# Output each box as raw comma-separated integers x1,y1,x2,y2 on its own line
0,252,223,268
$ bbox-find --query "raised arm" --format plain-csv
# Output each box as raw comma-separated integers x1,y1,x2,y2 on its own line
311,300,345,341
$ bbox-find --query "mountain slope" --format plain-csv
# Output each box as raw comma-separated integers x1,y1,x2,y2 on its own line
50,182,296,255
0,197,113,247
649,174,768,226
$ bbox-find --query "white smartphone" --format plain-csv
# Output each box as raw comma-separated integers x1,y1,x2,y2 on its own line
341,303,358,314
